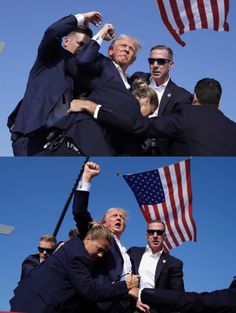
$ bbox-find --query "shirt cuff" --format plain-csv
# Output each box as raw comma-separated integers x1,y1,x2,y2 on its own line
74,14,85,26
92,33,103,46
94,104,102,119
76,181,91,191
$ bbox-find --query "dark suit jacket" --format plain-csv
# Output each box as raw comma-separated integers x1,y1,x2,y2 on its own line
128,247,184,313
141,284,236,313
130,73,192,154
11,15,78,136
10,237,128,313
20,253,40,279
130,73,192,116
72,190,132,313
97,103,236,156
51,80,144,156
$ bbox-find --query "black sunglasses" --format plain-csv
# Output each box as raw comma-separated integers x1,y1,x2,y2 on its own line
38,246,55,254
148,58,171,65
147,229,165,236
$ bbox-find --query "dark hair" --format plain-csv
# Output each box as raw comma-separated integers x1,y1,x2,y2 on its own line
75,25,93,38
194,78,222,107
68,228,80,239
150,44,173,60
147,219,166,232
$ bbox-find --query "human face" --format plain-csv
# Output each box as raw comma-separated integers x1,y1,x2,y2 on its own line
149,49,173,85
84,236,110,260
38,240,55,263
108,38,137,71
64,32,91,54
138,97,155,117
103,208,126,238
146,222,165,254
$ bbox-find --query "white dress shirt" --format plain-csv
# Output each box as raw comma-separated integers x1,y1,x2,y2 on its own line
138,245,163,289
149,77,170,117
113,234,132,279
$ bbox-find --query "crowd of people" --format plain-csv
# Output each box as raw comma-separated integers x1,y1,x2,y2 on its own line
10,162,236,313
7,10,236,156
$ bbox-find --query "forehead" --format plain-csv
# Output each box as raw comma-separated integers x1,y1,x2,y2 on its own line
92,238,110,249
148,222,165,230
106,208,125,217
150,49,169,58
114,38,136,49
39,240,55,247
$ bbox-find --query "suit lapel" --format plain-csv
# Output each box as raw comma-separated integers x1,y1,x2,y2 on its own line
154,252,168,283
158,80,174,116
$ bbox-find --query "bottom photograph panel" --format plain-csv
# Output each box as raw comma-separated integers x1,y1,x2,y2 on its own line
1,157,236,312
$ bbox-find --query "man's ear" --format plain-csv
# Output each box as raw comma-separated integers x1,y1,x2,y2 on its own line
192,93,199,105
108,47,114,58
64,36,69,48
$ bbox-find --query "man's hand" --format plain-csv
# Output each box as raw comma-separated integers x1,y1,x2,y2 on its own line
96,23,115,41
82,11,103,27
136,300,150,313
82,162,100,184
68,99,97,115
125,274,140,289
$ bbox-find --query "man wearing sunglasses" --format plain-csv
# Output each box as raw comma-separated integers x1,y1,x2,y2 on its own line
20,234,57,280
130,45,192,155
128,220,184,313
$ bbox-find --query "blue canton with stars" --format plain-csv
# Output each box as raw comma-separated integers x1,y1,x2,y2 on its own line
123,169,165,206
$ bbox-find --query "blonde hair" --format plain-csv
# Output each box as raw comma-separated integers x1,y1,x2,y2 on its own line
39,234,57,244
87,221,113,245
132,79,158,111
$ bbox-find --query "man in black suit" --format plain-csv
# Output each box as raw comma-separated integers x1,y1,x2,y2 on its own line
72,78,236,156
72,161,134,313
20,234,57,279
130,44,192,155
128,220,184,313
8,11,102,156
128,278,236,313
10,223,138,313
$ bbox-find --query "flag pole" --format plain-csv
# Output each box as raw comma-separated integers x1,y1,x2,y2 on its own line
53,156,89,238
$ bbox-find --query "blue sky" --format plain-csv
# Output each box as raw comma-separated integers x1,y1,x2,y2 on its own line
0,0,236,155
1,157,236,310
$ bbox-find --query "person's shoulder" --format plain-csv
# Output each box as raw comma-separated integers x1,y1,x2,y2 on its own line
168,79,192,97
127,246,145,254
163,252,183,265
22,253,40,264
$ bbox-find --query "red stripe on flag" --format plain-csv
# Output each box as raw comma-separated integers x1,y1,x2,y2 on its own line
185,159,197,241
197,0,208,28
156,0,186,46
141,204,152,222
175,162,193,241
223,0,230,31
184,0,197,31
210,0,220,30
161,201,180,247
164,166,186,243
170,0,185,35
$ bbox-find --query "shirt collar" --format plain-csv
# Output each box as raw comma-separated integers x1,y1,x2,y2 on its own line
149,76,170,89
145,244,163,257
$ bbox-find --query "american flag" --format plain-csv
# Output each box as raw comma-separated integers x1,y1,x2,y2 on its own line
123,159,196,251
155,0,229,46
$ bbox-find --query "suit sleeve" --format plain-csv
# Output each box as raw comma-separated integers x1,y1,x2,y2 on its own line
68,257,129,302
97,106,181,139
141,288,236,313
72,190,93,239
20,256,39,279
167,259,185,291
38,15,78,61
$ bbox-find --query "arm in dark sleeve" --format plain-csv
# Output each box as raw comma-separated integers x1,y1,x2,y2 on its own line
141,288,236,313
72,190,93,239
38,15,78,61
21,255,39,279
97,106,181,139
168,260,185,291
